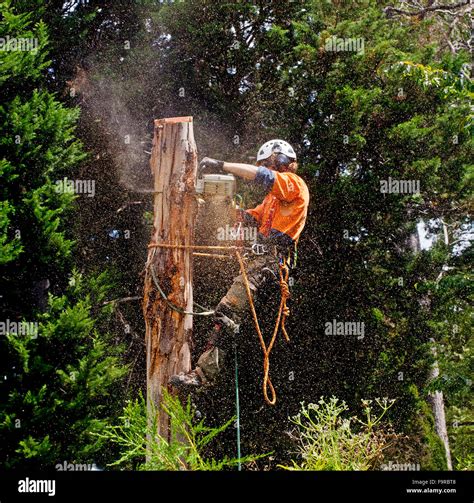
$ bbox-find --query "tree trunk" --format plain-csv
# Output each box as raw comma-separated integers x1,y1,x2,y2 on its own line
427,219,453,470
428,342,453,470
415,223,453,470
143,116,197,441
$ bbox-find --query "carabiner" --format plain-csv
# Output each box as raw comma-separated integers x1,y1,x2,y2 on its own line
251,243,267,255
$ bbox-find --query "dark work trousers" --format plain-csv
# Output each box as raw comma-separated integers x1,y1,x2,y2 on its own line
197,249,281,380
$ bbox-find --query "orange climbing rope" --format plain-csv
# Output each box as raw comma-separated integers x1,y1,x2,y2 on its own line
234,250,290,405
148,241,291,405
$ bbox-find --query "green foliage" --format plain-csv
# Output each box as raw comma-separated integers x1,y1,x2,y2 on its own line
0,1,85,273
0,0,129,470
430,261,474,470
0,199,22,264
282,397,396,471
0,1,49,89
96,390,266,471
0,271,128,468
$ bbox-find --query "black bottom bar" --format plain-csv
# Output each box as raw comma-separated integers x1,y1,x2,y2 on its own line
0,471,471,502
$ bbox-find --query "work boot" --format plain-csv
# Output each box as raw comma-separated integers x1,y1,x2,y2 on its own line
169,367,207,389
197,346,226,380
169,307,236,390
169,344,227,390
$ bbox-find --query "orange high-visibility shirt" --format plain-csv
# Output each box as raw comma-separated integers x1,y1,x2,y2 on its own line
243,166,310,250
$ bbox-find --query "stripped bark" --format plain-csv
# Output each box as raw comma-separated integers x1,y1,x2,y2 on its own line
143,116,197,440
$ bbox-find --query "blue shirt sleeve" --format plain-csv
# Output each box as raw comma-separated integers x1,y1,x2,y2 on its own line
254,166,275,193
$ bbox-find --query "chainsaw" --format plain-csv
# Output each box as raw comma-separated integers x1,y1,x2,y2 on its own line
194,162,267,256
195,172,236,200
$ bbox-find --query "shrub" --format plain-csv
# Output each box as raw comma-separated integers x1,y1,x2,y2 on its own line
283,396,396,471
96,390,266,470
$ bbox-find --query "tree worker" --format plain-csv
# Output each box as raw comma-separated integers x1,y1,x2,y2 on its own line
170,139,310,388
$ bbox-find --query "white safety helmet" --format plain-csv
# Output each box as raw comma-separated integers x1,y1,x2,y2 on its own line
256,139,297,162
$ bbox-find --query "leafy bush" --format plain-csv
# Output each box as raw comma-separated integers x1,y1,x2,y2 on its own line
96,390,266,470
283,397,396,471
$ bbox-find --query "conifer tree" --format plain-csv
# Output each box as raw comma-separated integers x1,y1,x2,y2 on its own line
0,1,128,469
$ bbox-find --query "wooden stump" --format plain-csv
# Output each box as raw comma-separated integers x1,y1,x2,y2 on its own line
143,116,197,440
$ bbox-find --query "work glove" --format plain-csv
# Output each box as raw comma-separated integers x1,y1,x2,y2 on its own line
199,157,224,174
